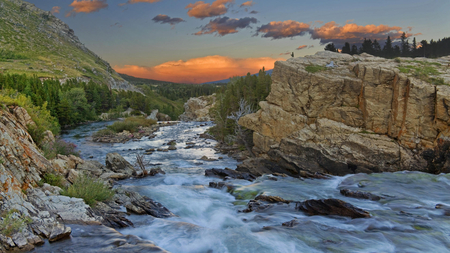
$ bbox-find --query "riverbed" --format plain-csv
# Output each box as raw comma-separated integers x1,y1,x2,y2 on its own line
41,121,450,252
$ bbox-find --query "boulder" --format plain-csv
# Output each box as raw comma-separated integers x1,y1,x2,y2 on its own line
205,168,256,181
179,94,216,121
296,199,371,218
49,224,71,242
340,189,382,201
114,189,174,218
147,109,159,121
105,153,136,176
156,112,171,121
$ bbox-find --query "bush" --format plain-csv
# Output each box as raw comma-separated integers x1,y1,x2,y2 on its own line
61,174,114,206
39,173,64,188
305,64,328,73
0,210,32,236
41,139,79,160
106,116,156,133
92,128,115,138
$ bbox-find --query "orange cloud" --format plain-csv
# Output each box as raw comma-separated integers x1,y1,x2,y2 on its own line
240,1,254,7
115,55,282,84
51,6,60,14
119,0,160,6
256,20,310,39
185,0,234,19
66,0,108,17
296,45,307,50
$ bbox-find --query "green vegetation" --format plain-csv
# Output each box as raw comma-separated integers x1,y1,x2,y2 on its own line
397,62,447,85
105,116,156,134
42,139,80,160
209,69,271,142
305,64,328,73
61,174,114,206
0,49,27,61
0,210,32,236
39,173,64,188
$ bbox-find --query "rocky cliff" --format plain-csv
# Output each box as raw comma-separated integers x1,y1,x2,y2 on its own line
179,94,216,121
0,0,138,92
239,51,450,176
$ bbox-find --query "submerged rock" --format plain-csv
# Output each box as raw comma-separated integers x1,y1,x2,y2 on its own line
340,189,382,201
105,153,136,176
205,168,256,181
296,199,371,218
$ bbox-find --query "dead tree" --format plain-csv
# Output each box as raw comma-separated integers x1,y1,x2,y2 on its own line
227,98,256,157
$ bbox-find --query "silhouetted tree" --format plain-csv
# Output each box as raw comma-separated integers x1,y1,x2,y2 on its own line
324,43,338,52
341,42,351,54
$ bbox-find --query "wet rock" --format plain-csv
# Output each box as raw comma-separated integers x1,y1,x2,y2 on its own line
167,140,176,146
255,195,291,204
145,148,155,152
199,133,215,140
186,142,195,145
208,182,234,191
340,189,382,201
105,153,136,176
282,219,299,227
200,156,218,161
168,146,177,150
435,203,450,216
114,190,174,218
49,224,71,242
205,168,256,181
93,202,133,228
296,199,371,218
100,172,129,180
185,145,195,149
241,200,272,213
149,168,165,176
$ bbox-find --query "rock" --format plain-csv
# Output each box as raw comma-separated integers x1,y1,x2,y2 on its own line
239,52,450,175
93,202,133,228
12,106,35,129
145,148,155,152
179,94,216,121
156,112,171,121
255,195,291,204
241,200,272,213
100,172,129,180
49,224,71,242
114,190,174,218
105,153,136,176
66,169,79,184
282,219,299,227
340,189,382,201
435,203,450,216
76,160,104,177
205,168,257,181
208,182,234,191
296,199,371,218
147,109,158,121
168,146,177,150
199,133,215,140
200,156,218,161
149,168,165,176
185,145,195,149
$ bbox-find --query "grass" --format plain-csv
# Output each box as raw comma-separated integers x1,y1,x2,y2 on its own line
398,62,448,85
94,116,156,137
305,64,328,73
38,173,64,188
41,139,80,160
60,174,114,206
0,209,32,236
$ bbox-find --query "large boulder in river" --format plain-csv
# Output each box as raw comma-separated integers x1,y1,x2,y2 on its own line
105,153,136,176
296,199,371,218
179,94,216,121
239,51,450,175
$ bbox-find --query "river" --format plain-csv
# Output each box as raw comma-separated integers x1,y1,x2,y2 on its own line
39,121,450,252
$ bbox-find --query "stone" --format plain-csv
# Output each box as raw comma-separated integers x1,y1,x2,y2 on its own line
76,160,104,177
255,195,291,204
114,190,174,218
200,156,218,161
205,168,256,181
296,199,371,218
149,168,165,176
282,219,299,227
66,169,79,184
179,94,216,121
208,182,234,191
105,153,136,176
49,224,71,242
340,189,382,201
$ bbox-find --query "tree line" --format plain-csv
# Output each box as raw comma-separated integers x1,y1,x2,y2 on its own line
325,33,450,58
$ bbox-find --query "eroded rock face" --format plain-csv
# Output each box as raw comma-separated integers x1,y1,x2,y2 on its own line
179,94,216,121
239,51,450,175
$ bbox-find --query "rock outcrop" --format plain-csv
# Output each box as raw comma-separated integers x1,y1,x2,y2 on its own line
240,51,450,175
179,94,216,121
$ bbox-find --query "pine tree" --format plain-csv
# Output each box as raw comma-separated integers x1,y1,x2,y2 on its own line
383,36,393,58
341,42,351,54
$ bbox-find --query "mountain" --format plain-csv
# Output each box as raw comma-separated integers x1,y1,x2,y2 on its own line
119,73,174,86
203,69,273,84
0,0,137,91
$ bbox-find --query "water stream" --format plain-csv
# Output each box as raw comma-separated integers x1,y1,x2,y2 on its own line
41,121,450,252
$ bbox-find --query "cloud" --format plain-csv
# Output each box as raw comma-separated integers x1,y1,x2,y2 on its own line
310,21,407,45
152,14,185,26
255,20,310,39
195,16,257,36
296,45,307,50
66,0,108,17
51,6,60,14
279,52,291,56
114,55,281,83
256,20,413,46
249,10,258,14
185,0,234,19
119,0,161,6
240,0,254,7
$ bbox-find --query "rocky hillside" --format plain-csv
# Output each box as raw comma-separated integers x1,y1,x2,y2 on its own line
239,51,450,176
0,0,137,91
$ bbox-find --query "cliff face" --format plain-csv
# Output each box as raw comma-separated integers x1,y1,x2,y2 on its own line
240,51,450,175
179,94,216,121
0,0,138,92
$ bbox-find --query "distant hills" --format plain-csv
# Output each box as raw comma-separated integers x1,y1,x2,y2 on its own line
203,69,273,84
0,0,136,91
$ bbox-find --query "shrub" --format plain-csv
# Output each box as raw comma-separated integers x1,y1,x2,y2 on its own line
92,128,115,138
61,174,114,206
105,116,156,133
0,210,32,236
305,64,327,73
41,139,79,160
39,173,64,188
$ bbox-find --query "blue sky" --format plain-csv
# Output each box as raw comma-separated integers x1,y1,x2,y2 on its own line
25,0,450,83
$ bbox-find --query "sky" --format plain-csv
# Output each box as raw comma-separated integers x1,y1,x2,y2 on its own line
25,0,450,83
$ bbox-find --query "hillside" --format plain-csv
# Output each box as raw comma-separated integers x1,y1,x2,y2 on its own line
0,0,137,91
203,69,273,84
119,73,174,86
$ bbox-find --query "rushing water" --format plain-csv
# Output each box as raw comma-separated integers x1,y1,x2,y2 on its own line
46,121,450,252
